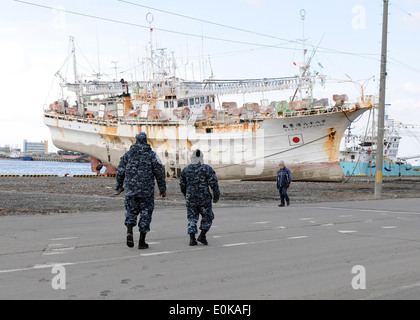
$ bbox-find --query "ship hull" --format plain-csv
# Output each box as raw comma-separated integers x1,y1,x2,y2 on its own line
44,107,369,181
341,161,420,177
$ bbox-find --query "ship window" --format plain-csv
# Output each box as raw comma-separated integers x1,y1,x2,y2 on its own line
170,101,174,108
184,99,188,106
178,100,184,108
190,98,194,106
351,155,355,160
201,97,205,104
205,96,210,104
206,128,213,134
195,98,200,105
164,101,169,109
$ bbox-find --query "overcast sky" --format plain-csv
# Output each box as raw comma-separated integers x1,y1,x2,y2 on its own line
1,0,420,160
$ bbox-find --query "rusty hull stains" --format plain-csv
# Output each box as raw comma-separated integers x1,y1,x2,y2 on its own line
324,128,339,162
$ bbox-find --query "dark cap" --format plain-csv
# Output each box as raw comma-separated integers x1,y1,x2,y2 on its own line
136,132,147,143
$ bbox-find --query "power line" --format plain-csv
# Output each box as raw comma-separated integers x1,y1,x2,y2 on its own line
117,0,297,44
14,0,420,76
14,0,380,59
391,2,420,21
13,0,292,49
118,0,383,59
388,57,420,74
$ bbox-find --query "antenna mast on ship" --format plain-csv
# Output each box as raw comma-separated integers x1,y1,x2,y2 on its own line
146,12,155,80
69,36,83,116
291,9,312,103
300,9,308,88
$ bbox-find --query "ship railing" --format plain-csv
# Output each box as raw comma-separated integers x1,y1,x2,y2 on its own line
44,101,364,125
182,76,320,96
282,104,359,118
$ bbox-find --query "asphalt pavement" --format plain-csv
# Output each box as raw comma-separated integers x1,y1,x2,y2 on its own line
1,198,420,300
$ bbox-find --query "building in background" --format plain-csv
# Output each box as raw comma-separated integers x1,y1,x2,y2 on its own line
23,140,48,154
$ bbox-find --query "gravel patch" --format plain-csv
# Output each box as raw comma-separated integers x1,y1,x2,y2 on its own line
0,176,419,215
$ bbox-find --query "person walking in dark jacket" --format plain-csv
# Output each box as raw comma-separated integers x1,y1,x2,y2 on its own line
116,132,166,249
276,161,292,207
180,150,220,246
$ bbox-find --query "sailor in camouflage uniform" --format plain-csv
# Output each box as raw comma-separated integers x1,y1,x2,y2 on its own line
180,150,220,246
116,132,166,249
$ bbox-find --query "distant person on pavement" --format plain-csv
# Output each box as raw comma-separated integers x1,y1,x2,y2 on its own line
277,161,292,207
116,132,166,249
180,150,220,246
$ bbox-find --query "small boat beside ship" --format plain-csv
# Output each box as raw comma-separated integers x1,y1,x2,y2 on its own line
340,115,420,177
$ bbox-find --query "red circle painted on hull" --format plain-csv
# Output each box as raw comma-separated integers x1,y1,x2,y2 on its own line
293,137,301,144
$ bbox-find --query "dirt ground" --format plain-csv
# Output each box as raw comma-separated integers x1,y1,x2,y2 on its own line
0,176,419,215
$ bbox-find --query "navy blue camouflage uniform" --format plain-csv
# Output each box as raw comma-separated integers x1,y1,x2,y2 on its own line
180,151,220,235
116,133,166,234
276,165,292,206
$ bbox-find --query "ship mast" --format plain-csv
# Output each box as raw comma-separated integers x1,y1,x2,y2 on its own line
301,9,308,87
374,0,389,199
70,36,83,116
292,9,311,102
146,12,155,80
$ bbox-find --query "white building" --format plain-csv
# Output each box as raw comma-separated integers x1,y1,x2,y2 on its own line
23,140,48,154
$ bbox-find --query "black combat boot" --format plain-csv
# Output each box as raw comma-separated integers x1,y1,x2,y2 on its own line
138,232,149,250
189,234,198,246
126,225,134,248
197,230,208,245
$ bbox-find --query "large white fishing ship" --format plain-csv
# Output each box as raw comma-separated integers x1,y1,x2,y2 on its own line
44,20,375,182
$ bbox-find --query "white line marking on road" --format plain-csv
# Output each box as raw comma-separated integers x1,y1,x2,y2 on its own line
363,281,420,300
382,226,397,229
147,242,161,245
140,251,173,257
321,223,334,227
212,235,223,238
0,235,312,274
275,226,287,229
316,207,420,215
33,262,75,269
47,243,64,247
223,243,249,247
299,218,313,221
399,281,420,290
317,207,389,213
0,267,35,274
339,215,353,218
42,252,66,256
338,230,358,234
254,221,271,224
49,237,79,241
287,236,308,240
51,247,76,251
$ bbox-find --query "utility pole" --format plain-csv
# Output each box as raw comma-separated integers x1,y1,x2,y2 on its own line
375,0,389,199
